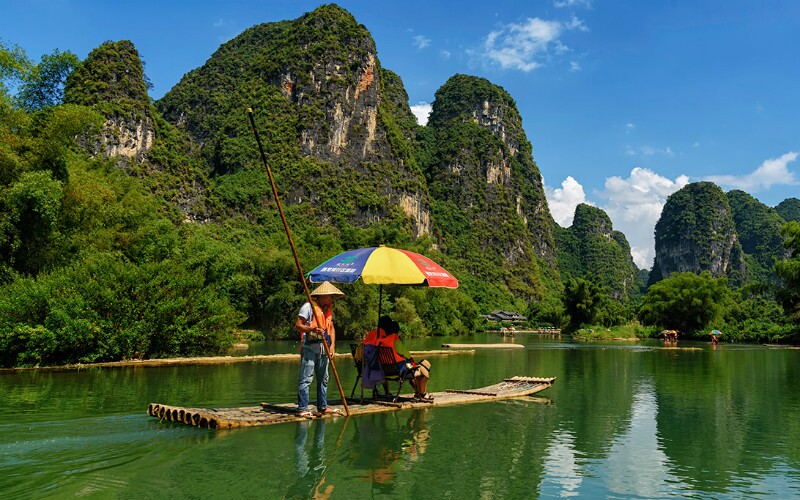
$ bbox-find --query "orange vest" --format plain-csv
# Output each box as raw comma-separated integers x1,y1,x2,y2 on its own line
304,301,334,343
362,328,385,346
378,334,405,363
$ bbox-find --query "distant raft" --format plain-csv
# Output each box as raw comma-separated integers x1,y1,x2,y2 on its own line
147,376,555,430
441,343,525,349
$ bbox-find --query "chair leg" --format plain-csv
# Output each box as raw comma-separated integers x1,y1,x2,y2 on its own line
393,380,404,403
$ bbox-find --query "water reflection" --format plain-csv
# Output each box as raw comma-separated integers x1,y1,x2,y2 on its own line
604,381,686,497
285,420,333,499
542,429,582,497
402,408,429,463
2,338,800,498
347,409,429,494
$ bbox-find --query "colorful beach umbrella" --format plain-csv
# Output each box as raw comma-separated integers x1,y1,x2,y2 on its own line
307,246,458,288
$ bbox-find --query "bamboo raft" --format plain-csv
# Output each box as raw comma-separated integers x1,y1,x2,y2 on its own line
147,376,555,430
441,343,525,349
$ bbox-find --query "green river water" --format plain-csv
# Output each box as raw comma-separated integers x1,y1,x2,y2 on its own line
1,334,799,498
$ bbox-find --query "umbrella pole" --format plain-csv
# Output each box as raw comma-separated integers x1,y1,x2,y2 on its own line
247,108,350,416
378,285,383,326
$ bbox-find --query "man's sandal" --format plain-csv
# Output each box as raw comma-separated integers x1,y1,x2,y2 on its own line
320,407,342,415
298,410,315,418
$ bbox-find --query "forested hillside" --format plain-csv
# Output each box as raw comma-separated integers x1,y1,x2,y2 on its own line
422,74,560,309
556,203,643,303
1,5,798,367
776,198,800,222
649,182,746,286
727,190,788,285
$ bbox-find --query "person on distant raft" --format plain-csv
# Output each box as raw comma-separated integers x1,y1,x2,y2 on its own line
379,319,433,402
295,281,345,417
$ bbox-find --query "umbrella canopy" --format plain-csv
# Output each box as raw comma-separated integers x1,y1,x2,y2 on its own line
710,329,722,335
307,246,458,288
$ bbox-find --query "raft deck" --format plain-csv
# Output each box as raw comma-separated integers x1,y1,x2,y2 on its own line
147,376,555,430
441,343,524,349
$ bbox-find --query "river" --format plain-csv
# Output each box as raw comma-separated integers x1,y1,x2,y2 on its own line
1,335,799,498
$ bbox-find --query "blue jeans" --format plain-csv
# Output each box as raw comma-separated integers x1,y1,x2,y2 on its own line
297,343,329,410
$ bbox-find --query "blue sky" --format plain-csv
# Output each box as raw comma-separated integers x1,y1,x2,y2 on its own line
2,0,798,268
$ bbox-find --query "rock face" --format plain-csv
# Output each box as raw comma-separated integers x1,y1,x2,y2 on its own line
64,40,210,221
156,5,430,236
557,204,642,301
64,40,155,162
650,182,746,286
423,74,559,299
99,116,155,161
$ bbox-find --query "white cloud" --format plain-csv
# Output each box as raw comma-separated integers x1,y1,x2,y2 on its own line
554,0,592,7
565,15,589,32
625,123,636,133
483,16,586,72
545,176,592,227
212,18,239,42
440,49,451,59
413,35,431,49
598,168,689,269
410,102,432,126
628,145,674,157
703,151,799,192
570,61,581,72
546,153,798,270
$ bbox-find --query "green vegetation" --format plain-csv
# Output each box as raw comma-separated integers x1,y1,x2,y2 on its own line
776,198,800,222
65,40,150,118
1,7,798,366
424,74,559,306
727,189,787,285
0,32,483,367
775,221,800,324
563,277,626,330
634,269,795,343
571,322,657,340
17,49,79,112
557,203,643,303
639,272,733,332
650,182,745,286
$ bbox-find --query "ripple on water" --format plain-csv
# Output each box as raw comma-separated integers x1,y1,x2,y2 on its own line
0,413,208,498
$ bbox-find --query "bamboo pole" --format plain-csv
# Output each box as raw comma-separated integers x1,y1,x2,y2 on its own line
247,108,350,416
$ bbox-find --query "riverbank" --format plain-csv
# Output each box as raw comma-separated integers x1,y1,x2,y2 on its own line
0,348,472,372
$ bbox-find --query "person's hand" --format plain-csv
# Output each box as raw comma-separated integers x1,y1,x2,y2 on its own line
313,326,324,334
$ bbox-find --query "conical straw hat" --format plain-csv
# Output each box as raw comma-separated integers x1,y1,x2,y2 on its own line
310,281,345,298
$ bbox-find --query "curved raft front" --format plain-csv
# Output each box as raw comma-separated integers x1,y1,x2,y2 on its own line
147,376,556,430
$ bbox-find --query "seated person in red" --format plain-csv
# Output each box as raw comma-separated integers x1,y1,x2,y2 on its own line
361,316,393,395
379,319,433,401
363,315,392,346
